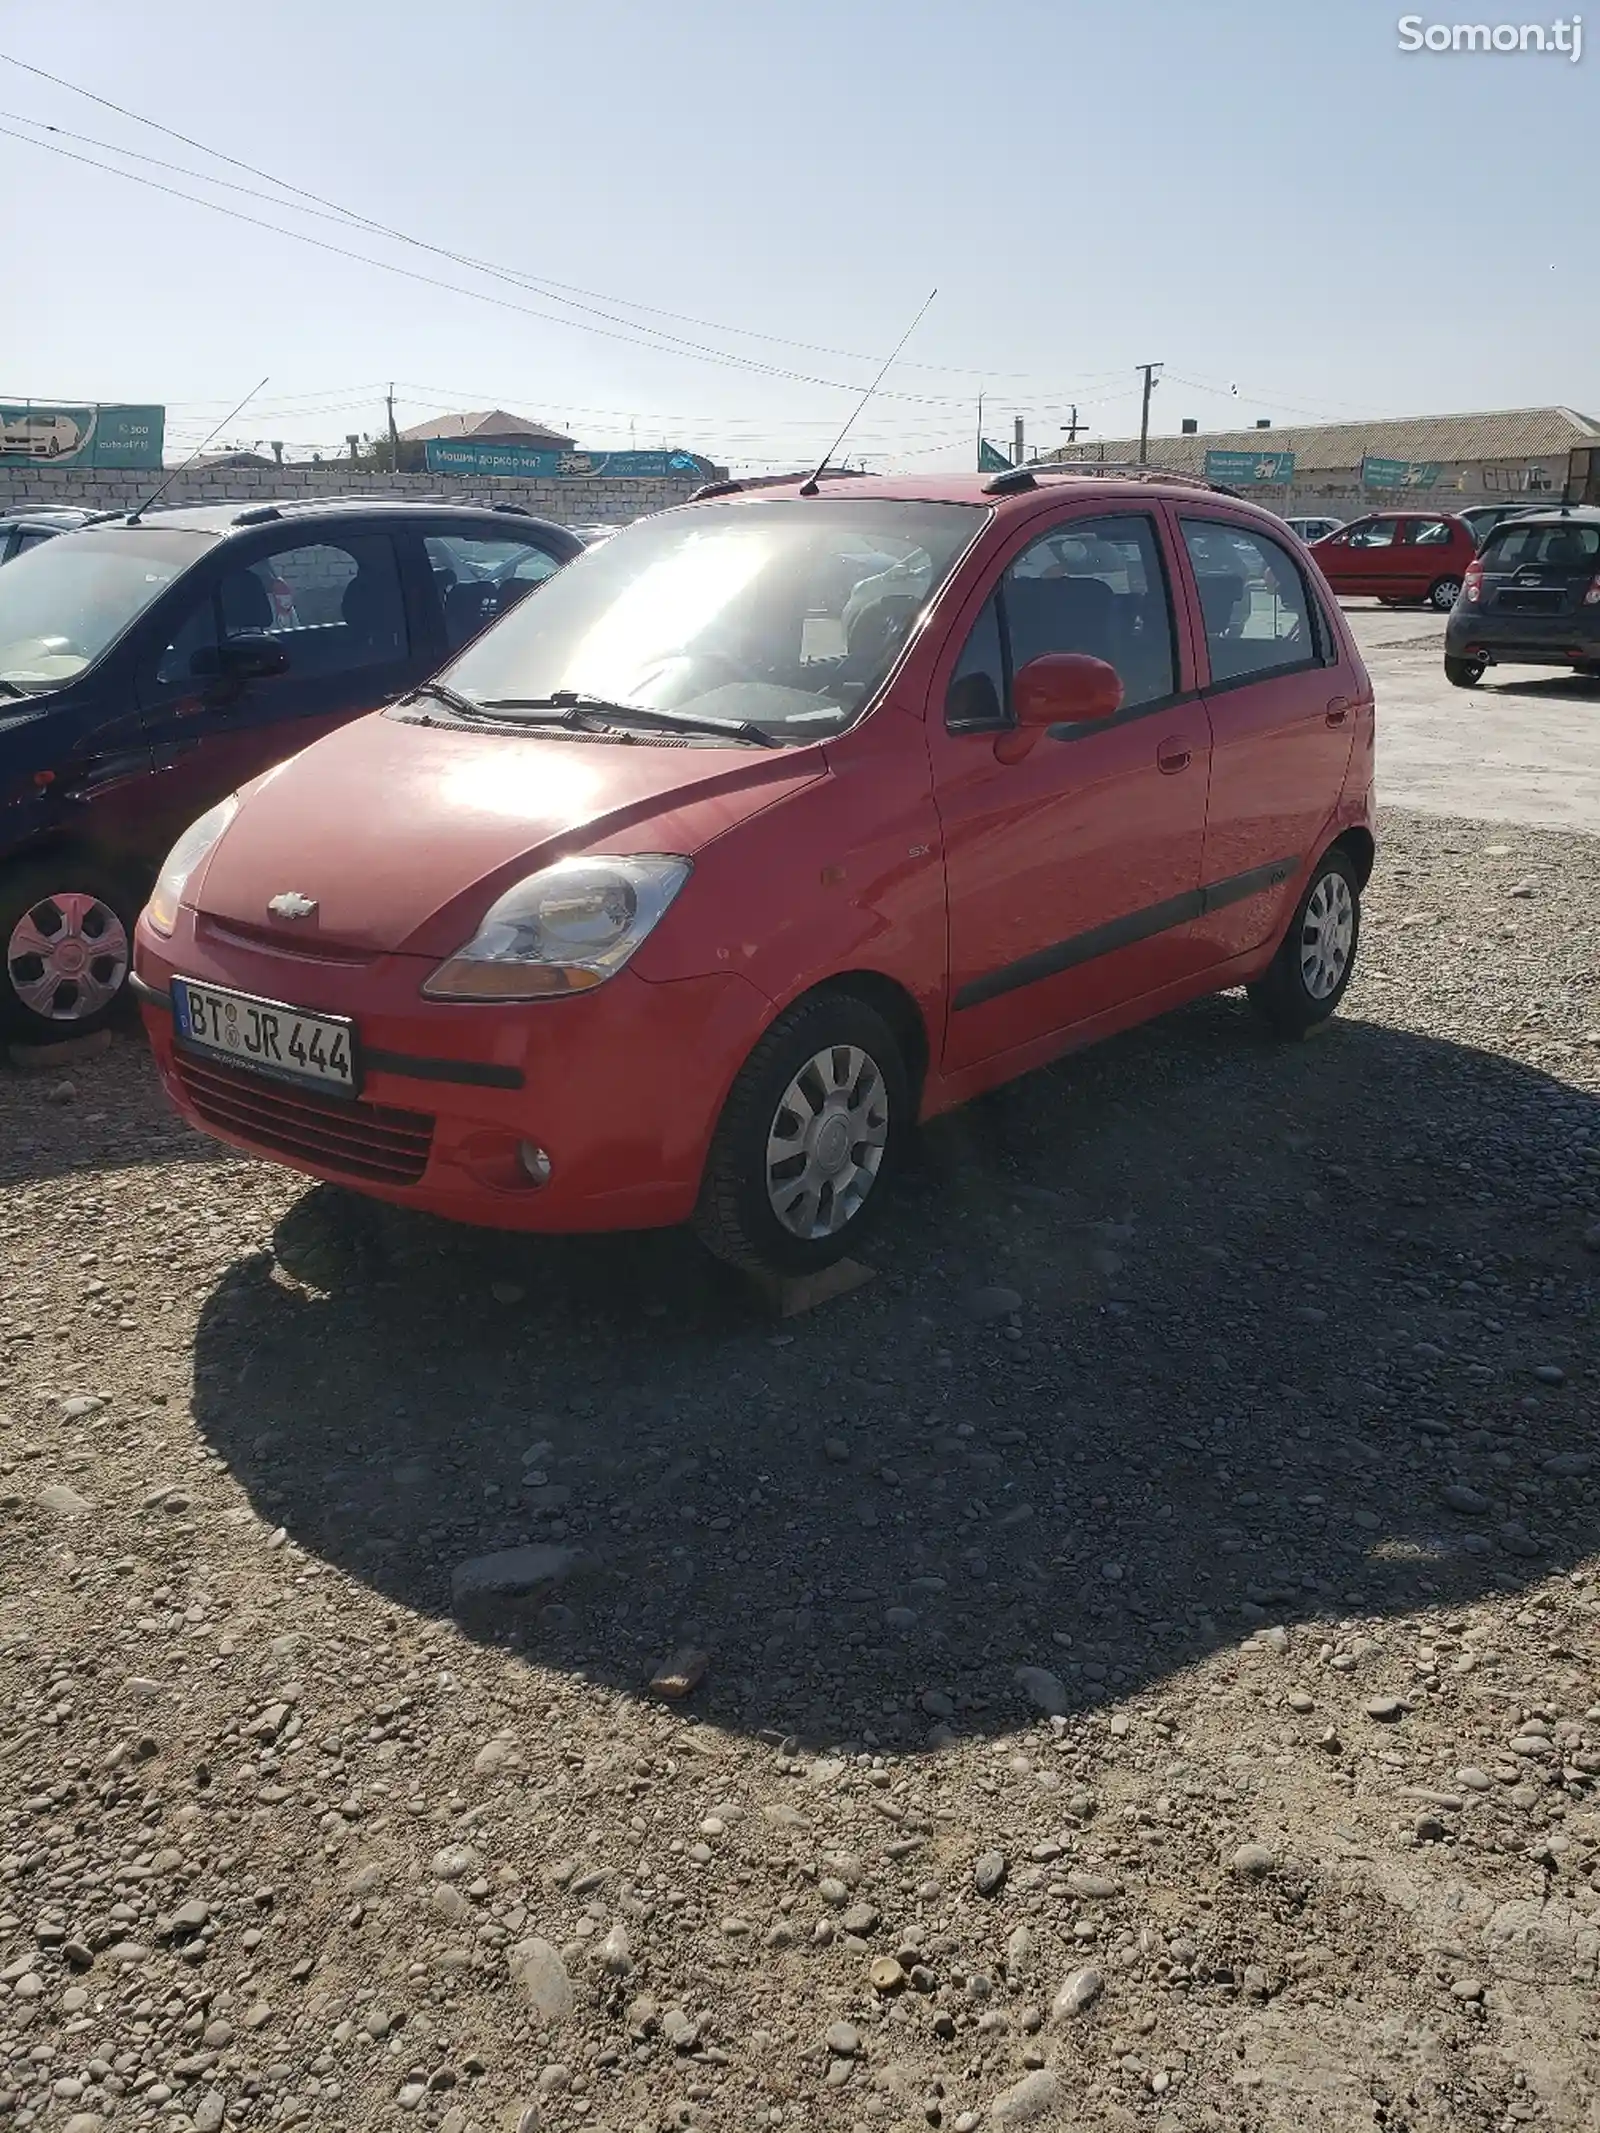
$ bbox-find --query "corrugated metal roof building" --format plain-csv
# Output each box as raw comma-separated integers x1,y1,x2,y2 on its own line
1048,404,1600,510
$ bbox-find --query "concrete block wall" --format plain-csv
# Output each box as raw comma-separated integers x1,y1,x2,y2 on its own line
0,463,706,525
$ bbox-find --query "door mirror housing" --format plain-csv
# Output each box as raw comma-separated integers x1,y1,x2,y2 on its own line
192,633,290,683
995,653,1123,763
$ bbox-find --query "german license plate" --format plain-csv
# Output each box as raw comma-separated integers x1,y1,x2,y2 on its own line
172,978,358,1095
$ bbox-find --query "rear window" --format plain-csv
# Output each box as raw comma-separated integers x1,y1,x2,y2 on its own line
1482,522,1600,572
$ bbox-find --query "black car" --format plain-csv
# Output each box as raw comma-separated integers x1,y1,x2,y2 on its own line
0,497,581,1039
1456,502,1545,549
0,508,100,564
1444,506,1600,688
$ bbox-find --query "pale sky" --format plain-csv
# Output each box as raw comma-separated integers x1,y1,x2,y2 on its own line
1,0,1595,471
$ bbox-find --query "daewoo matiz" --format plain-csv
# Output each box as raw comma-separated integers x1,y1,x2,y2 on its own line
134,468,1375,1278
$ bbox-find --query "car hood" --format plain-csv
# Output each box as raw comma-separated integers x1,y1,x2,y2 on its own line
191,709,827,957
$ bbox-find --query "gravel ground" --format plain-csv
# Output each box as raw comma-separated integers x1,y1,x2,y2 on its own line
2,806,1598,2133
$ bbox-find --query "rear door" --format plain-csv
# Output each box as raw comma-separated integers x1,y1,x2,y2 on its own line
136,526,419,851
1475,517,1600,623
1397,516,1461,600
1174,512,1361,965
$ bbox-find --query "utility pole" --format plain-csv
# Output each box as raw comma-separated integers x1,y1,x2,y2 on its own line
386,383,399,472
1013,415,1025,468
1060,405,1085,453
1137,362,1162,465
976,391,984,468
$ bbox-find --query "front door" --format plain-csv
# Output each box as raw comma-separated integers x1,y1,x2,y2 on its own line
930,509,1213,1073
1330,516,1401,597
1174,512,1361,965
136,527,421,853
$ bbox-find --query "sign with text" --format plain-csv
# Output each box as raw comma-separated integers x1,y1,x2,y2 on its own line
0,403,165,469
977,438,1012,472
1203,448,1296,486
1361,455,1443,491
423,440,712,479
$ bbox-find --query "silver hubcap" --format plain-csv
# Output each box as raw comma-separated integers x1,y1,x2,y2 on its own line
1299,872,1355,1000
7,892,129,1021
1433,580,1461,609
766,1043,889,1239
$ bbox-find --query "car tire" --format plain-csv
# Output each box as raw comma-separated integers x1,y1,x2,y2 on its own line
1576,660,1600,681
0,861,138,1042
693,990,908,1278
1428,576,1464,611
1247,848,1362,1041
1445,654,1486,687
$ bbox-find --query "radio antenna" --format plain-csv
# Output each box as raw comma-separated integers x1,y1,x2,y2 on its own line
797,290,937,495
126,376,270,523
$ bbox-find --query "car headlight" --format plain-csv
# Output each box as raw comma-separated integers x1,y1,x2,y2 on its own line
145,795,240,936
422,854,691,1002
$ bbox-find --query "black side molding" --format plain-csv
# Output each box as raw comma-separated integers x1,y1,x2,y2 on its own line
129,974,171,1010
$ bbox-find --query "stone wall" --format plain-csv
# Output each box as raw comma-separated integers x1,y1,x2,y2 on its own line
0,462,707,526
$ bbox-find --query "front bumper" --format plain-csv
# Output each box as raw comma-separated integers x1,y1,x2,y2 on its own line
134,911,775,1232
1446,604,1600,666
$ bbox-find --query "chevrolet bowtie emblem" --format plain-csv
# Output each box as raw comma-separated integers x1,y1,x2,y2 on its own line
267,891,318,921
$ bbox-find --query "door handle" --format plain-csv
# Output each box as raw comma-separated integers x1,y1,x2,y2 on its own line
1156,739,1191,774
1325,696,1352,726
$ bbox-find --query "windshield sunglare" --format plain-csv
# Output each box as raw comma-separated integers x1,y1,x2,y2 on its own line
432,497,989,740
0,526,214,696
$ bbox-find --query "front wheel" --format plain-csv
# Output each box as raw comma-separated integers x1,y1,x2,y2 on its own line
1445,654,1485,688
694,990,907,1277
0,862,137,1042
1428,576,1464,612
1247,850,1361,1040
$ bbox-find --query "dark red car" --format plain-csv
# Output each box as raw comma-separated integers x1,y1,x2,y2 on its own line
135,469,1375,1278
1309,510,1476,610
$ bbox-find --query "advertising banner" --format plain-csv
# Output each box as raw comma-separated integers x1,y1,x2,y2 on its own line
0,403,165,469
1361,455,1443,491
1203,448,1296,486
423,441,712,479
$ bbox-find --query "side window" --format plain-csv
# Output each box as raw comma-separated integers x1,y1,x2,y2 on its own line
1180,519,1317,687
425,533,563,653
1406,519,1452,546
945,594,1006,731
14,529,53,555
155,590,221,686
1000,514,1176,712
1346,518,1398,548
215,535,409,679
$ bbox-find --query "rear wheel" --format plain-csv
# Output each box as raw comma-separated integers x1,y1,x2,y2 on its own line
0,862,136,1042
1247,849,1361,1040
1428,576,1464,612
1445,654,1486,688
694,991,907,1277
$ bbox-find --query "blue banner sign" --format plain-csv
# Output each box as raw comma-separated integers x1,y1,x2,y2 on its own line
1203,448,1297,486
0,403,165,469
978,438,1012,472
424,441,712,479
1361,455,1443,491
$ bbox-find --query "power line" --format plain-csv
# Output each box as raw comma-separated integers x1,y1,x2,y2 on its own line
0,56,1132,395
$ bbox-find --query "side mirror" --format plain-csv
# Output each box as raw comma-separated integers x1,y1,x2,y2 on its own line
995,653,1122,763
192,633,290,683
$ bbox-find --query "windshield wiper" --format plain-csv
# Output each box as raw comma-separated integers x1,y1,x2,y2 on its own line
0,677,29,701
477,690,781,749
404,678,492,721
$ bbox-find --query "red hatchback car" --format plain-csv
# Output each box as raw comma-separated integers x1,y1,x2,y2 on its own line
134,470,1374,1278
1308,510,1476,611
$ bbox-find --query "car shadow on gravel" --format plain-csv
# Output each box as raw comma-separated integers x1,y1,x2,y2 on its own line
188,995,1599,1749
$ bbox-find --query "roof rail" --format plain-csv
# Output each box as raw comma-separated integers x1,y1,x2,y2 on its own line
689,467,875,503
982,466,1038,495
1041,460,1241,495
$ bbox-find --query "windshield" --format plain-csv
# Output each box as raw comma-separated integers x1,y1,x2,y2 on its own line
0,527,213,696
438,497,987,739
1482,521,1600,572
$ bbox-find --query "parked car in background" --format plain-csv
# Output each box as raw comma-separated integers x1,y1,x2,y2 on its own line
0,497,580,1039
1284,514,1343,544
0,508,99,562
134,469,1374,1280
1443,506,1600,686
1458,502,1545,547
1309,511,1476,609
